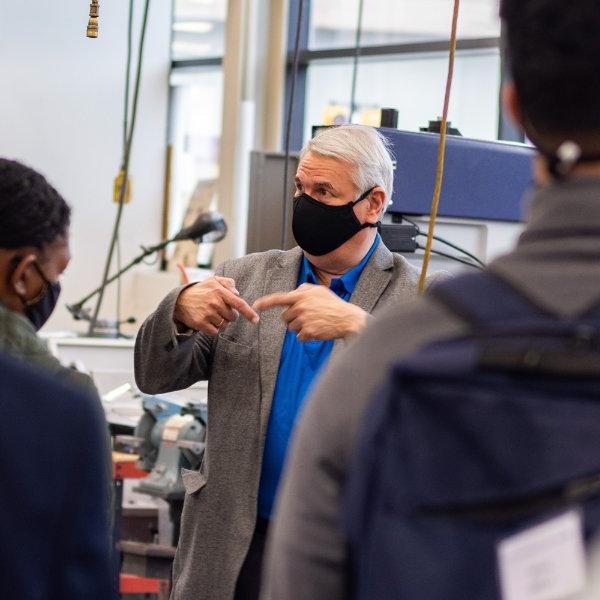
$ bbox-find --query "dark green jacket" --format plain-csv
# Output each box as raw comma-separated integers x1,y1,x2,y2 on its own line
0,301,98,396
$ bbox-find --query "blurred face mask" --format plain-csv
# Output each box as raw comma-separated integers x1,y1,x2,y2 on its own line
292,187,378,256
20,262,61,331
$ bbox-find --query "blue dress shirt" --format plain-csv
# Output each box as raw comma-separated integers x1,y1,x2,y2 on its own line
257,235,381,519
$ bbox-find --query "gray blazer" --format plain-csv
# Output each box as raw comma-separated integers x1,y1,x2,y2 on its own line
134,242,421,600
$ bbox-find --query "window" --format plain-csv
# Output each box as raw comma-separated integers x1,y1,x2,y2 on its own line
304,49,501,142
309,0,500,49
168,68,224,240
168,0,228,264
288,0,508,149
172,0,228,61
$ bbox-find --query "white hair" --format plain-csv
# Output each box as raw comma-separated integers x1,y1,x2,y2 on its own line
299,125,395,209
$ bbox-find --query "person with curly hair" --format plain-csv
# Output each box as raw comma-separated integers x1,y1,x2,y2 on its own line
0,158,95,392
0,157,119,594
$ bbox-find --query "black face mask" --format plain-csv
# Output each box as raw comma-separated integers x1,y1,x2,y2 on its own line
292,188,379,256
22,263,61,331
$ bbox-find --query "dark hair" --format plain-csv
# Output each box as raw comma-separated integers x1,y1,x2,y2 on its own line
0,159,71,250
501,0,600,144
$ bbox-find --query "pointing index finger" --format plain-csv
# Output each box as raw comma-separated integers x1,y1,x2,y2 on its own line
220,288,259,323
214,276,239,295
253,290,303,312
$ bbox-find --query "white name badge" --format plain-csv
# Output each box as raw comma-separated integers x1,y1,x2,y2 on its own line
498,510,587,600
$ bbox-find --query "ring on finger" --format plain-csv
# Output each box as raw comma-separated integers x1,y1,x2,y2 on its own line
216,317,226,328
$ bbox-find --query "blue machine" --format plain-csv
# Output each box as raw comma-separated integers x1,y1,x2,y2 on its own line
379,128,535,223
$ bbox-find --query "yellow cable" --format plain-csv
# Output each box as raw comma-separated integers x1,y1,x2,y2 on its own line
418,0,461,293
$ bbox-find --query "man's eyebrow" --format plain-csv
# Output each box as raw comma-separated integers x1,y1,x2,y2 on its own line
294,178,340,194
313,181,338,193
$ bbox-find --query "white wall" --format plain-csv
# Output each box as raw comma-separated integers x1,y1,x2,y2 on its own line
0,0,172,332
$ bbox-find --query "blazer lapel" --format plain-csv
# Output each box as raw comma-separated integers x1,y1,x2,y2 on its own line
258,247,304,434
349,241,394,312
333,242,394,353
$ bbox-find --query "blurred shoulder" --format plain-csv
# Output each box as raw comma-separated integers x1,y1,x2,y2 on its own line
0,352,103,429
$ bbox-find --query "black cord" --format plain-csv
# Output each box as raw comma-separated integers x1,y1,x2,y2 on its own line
282,0,305,250
116,0,134,338
89,0,151,335
349,0,365,121
142,254,160,267
116,234,122,335
416,243,483,270
123,0,134,151
402,215,486,267
419,233,486,267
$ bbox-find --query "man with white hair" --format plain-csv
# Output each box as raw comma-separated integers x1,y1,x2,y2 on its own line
135,124,422,600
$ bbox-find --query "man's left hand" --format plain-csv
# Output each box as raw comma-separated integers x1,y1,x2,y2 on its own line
253,283,368,341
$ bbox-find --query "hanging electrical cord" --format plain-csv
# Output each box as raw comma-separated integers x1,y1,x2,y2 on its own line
416,243,482,270
281,0,306,250
417,0,461,292
349,0,365,121
123,0,134,151
116,234,123,330
418,232,485,268
402,215,485,268
88,0,151,335
115,0,135,337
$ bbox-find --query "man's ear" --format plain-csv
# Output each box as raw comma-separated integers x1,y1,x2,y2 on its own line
9,254,37,298
367,187,386,222
502,81,524,129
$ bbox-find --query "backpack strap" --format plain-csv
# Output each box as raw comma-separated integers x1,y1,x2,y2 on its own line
431,271,600,331
428,271,554,329
581,299,600,322
429,271,600,375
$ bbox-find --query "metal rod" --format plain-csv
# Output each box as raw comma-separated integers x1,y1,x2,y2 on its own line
289,37,500,63
170,38,500,71
281,0,305,250
349,0,365,122
160,144,173,270
73,239,172,311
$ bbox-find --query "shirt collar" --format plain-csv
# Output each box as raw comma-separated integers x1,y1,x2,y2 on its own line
298,234,381,296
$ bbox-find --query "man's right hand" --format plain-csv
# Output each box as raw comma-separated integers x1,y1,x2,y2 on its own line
174,276,259,336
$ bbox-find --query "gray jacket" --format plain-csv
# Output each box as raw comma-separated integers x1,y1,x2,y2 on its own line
263,179,600,600
134,242,422,600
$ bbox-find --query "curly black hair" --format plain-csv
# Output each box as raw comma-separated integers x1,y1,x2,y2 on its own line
501,0,600,142
0,159,71,250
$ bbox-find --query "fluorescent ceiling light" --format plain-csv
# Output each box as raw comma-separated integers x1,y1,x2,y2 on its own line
172,40,213,56
173,21,215,34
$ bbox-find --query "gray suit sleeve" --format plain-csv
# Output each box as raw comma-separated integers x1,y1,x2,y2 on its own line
262,297,465,600
134,266,225,394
